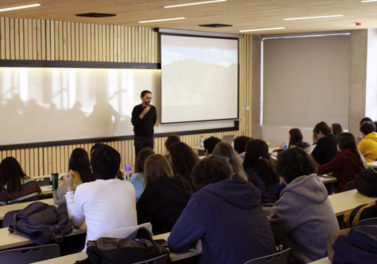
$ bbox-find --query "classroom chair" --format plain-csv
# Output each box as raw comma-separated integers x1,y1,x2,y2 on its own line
0,243,60,264
243,247,291,264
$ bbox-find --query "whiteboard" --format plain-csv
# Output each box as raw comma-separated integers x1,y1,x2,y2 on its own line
0,67,235,146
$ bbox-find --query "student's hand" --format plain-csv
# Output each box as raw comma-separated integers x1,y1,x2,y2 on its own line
64,170,75,192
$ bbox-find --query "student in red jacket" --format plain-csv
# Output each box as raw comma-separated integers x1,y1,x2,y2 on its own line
318,133,365,192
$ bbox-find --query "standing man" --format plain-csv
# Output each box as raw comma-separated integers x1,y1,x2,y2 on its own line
132,90,157,156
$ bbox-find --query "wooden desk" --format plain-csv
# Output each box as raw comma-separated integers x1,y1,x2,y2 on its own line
329,189,377,216
309,257,331,264
0,198,55,220
32,232,201,264
0,225,86,250
368,161,377,168
318,175,337,185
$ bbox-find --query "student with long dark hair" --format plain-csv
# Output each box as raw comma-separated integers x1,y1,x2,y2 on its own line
311,121,338,165
0,157,41,205
318,133,365,192
288,128,310,151
137,154,192,234
269,148,339,263
54,148,95,204
168,142,198,188
243,139,281,203
168,156,276,264
129,147,154,200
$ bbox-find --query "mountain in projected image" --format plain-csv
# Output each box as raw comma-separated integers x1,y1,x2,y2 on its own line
162,59,237,107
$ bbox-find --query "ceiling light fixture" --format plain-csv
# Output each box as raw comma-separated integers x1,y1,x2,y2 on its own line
239,27,286,33
283,14,343,21
0,3,40,12
139,17,186,23
164,0,226,8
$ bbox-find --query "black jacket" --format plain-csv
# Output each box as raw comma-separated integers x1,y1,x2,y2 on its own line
312,134,338,165
131,104,157,137
136,176,192,235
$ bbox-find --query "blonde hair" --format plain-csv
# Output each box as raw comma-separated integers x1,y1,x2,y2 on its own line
144,154,174,184
212,142,247,180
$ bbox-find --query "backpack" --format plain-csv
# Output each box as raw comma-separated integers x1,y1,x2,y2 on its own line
77,227,170,264
355,168,377,197
332,218,377,264
4,201,73,245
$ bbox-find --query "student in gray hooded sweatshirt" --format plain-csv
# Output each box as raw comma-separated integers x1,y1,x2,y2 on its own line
267,147,339,263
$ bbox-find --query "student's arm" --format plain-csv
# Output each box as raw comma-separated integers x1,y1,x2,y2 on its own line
65,189,85,227
168,196,204,253
268,197,299,240
358,141,367,158
311,143,322,165
318,154,343,175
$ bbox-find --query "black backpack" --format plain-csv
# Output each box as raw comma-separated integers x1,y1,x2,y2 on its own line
355,168,377,197
78,227,170,264
4,201,73,245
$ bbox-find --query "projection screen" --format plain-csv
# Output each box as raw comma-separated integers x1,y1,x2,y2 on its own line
161,34,239,123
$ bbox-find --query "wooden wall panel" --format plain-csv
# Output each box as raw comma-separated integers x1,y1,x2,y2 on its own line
0,17,252,177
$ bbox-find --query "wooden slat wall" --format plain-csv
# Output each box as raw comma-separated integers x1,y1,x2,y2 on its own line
0,17,253,177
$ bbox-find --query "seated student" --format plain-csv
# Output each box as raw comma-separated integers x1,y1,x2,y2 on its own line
243,139,281,203
374,121,377,132
0,157,41,205
212,142,247,181
268,148,339,263
331,123,343,138
311,121,338,165
137,154,192,235
233,136,250,160
318,133,365,192
54,148,95,204
129,148,154,200
164,134,180,153
288,128,310,152
168,156,276,264
168,142,198,189
358,121,377,162
64,144,137,249
203,136,221,157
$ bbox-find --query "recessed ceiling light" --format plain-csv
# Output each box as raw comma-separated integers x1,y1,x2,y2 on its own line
361,0,377,2
139,17,186,24
239,27,286,33
0,3,40,12
164,0,226,8
283,14,343,21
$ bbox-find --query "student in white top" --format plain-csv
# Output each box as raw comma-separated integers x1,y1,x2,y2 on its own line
64,144,137,249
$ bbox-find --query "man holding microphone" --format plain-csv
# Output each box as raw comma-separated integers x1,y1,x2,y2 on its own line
131,90,157,156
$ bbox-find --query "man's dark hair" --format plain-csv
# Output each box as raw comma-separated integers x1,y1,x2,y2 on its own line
165,134,181,151
192,155,231,191
360,121,376,136
360,117,373,125
277,147,317,184
234,136,250,154
313,121,331,136
90,144,121,180
135,148,154,173
140,90,152,97
203,136,221,155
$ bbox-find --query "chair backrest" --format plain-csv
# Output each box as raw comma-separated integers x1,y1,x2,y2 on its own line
100,222,153,239
0,243,60,264
132,254,170,264
243,247,291,264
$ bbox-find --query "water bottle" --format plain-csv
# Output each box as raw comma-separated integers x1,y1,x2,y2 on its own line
125,163,133,180
200,136,204,148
